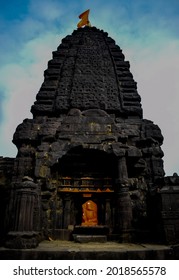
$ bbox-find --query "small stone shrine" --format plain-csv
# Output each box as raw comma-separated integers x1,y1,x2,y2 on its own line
1,24,179,248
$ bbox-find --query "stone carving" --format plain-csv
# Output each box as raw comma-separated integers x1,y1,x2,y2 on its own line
30,27,142,117
82,200,98,226
6,176,41,248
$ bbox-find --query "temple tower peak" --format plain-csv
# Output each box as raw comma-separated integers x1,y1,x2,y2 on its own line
31,26,142,119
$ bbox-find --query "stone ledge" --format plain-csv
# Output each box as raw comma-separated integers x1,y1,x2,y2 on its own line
73,225,109,235
73,234,107,243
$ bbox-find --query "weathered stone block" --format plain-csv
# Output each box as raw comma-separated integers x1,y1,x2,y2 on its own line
127,147,142,157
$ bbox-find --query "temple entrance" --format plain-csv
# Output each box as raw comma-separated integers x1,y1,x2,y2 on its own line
50,147,118,235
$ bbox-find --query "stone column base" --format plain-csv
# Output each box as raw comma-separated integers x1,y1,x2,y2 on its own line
5,231,40,249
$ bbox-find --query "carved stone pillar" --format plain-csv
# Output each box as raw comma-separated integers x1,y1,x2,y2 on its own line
105,199,112,228
114,155,133,241
63,195,72,228
160,183,179,244
6,177,40,248
116,186,133,242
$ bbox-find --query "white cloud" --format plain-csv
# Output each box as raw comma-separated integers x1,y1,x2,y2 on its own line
127,39,179,175
29,0,62,20
0,0,76,158
0,32,63,157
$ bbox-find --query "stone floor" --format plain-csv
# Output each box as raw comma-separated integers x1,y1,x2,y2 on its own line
0,240,179,259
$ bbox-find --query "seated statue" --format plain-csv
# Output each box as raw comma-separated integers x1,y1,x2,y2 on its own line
81,200,98,226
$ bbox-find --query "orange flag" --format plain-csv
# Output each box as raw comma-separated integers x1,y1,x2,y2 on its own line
77,9,91,28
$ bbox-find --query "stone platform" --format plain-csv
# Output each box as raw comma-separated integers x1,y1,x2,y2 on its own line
72,225,109,243
73,225,109,235
0,241,179,260
73,235,107,243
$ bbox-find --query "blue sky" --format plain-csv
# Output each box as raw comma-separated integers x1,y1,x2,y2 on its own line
0,0,179,175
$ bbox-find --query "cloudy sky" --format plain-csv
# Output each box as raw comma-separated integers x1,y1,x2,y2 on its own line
0,0,179,175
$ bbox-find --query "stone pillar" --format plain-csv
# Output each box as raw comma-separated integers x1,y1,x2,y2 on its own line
53,195,73,241
160,182,179,244
115,157,133,241
63,195,72,229
105,199,112,227
14,188,35,231
6,177,40,249
116,186,133,242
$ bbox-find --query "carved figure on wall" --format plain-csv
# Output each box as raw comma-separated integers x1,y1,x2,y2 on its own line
81,200,98,226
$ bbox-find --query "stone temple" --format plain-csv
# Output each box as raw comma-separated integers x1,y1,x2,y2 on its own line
1,26,179,251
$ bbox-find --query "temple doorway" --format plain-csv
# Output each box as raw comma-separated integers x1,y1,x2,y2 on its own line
50,147,118,231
